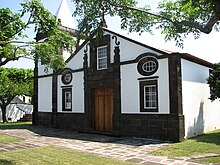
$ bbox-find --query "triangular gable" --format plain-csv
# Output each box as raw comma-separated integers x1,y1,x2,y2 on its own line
66,28,168,64
65,28,213,68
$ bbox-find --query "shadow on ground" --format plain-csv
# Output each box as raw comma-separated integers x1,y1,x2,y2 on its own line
0,159,14,165
0,123,168,147
193,131,220,146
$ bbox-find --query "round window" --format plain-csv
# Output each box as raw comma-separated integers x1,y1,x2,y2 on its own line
61,70,73,85
137,56,159,76
142,61,157,73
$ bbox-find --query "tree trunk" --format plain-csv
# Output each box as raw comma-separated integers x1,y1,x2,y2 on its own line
1,106,7,123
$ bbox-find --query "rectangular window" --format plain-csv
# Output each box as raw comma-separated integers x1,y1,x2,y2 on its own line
144,85,157,109
140,80,158,112
97,46,107,70
62,88,72,111
65,91,71,109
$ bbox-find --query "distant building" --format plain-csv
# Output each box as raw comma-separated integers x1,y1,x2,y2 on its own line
0,96,33,122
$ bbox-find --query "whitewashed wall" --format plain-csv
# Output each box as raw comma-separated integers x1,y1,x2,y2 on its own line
38,63,53,76
182,59,220,138
38,77,52,112
57,71,84,113
66,44,87,70
121,58,170,114
105,31,163,63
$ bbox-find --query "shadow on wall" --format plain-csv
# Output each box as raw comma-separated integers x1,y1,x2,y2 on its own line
187,101,205,138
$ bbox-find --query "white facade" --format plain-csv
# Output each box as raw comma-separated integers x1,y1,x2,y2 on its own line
121,58,170,114
38,77,52,112
57,71,84,113
181,59,220,138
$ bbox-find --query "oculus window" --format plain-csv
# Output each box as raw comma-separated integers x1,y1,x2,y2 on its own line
137,56,159,76
61,70,73,85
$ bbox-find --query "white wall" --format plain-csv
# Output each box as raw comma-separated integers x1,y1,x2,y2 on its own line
57,72,84,113
182,59,220,138
38,77,52,112
38,62,53,76
66,47,85,70
105,31,163,63
121,58,170,114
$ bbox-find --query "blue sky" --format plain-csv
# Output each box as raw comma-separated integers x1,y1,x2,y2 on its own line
1,0,220,69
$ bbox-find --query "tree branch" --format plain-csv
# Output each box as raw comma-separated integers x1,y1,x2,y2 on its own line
10,11,33,40
0,58,13,66
115,4,175,23
114,3,220,34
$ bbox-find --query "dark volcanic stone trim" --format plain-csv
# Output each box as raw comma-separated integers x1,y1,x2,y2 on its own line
38,68,84,79
138,76,159,81
52,73,58,113
139,80,159,112
37,112,85,131
33,62,38,125
62,88,72,112
120,114,183,142
168,54,183,115
84,34,121,135
168,54,185,141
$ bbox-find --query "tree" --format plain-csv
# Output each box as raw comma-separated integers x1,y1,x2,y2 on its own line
0,0,75,71
0,67,33,123
72,0,220,47
207,63,220,101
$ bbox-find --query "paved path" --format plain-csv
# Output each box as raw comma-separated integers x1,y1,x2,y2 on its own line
0,126,205,165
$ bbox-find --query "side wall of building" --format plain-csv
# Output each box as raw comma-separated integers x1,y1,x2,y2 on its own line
181,59,220,138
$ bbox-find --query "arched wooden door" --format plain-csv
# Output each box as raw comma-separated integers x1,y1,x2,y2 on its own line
93,87,114,132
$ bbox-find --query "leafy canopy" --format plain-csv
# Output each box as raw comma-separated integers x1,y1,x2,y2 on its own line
0,67,33,105
207,63,220,101
0,0,75,70
72,0,220,47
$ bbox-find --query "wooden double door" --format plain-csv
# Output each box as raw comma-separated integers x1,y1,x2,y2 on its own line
93,87,114,132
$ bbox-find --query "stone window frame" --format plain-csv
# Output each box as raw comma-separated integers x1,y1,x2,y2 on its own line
61,70,73,85
90,35,111,71
62,88,72,112
140,79,159,112
137,56,159,76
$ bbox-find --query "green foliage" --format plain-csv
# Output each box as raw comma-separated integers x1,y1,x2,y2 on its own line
73,0,138,40
0,67,33,105
207,63,220,101
0,0,75,70
72,0,220,47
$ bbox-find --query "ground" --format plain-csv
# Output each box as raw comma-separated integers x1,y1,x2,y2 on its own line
0,122,218,164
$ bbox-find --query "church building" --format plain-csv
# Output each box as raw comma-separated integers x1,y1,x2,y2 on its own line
34,0,220,141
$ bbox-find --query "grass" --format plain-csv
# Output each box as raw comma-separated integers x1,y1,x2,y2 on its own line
0,134,23,144
0,122,32,129
196,156,220,164
0,146,132,165
151,129,220,163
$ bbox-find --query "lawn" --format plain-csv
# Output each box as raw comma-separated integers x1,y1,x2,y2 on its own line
0,146,132,165
0,122,32,129
0,134,23,144
151,129,220,163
